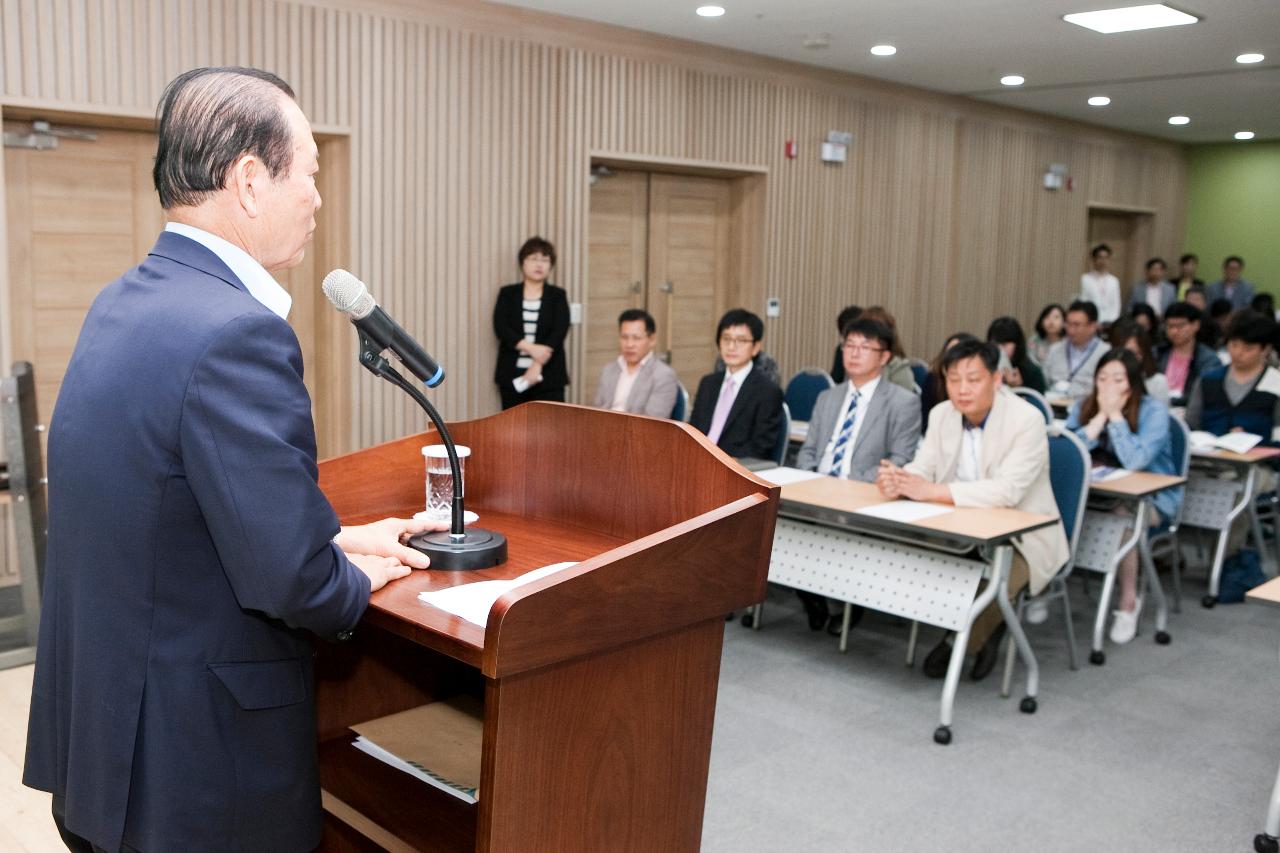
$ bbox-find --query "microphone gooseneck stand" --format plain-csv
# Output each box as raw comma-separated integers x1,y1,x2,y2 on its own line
358,333,507,570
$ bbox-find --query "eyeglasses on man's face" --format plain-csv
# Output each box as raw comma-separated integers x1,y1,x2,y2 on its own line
719,335,756,347
842,342,884,355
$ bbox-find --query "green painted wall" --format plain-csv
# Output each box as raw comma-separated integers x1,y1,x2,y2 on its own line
1185,141,1280,296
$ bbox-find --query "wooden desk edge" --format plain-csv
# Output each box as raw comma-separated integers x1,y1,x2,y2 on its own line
1246,575,1280,608
1089,472,1187,498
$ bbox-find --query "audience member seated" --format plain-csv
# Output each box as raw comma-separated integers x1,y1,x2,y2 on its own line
829,304,862,384
1207,255,1255,311
987,316,1047,393
1209,299,1235,358
1171,252,1203,299
1129,257,1176,318
1253,292,1278,321
858,306,916,392
691,309,784,460
1185,284,1208,313
1081,243,1121,325
1129,303,1160,342
715,349,782,386
593,308,679,417
1064,350,1179,644
1186,312,1280,446
794,317,923,634
876,340,1069,681
1028,303,1066,366
1109,319,1169,404
1045,299,1106,399
1156,302,1220,408
921,332,977,431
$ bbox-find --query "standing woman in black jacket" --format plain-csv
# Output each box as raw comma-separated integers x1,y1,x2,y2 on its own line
493,236,571,409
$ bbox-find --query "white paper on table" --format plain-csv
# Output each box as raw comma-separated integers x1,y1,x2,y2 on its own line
753,466,826,486
1091,466,1134,482
1189,430,1263,454
418,562,578,627
790,422,809,440
854,501,953,523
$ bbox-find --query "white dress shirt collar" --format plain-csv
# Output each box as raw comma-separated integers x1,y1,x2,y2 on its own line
164,222,292,320
723,360,754,388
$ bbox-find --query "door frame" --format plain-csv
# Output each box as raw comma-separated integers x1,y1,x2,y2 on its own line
1086,202,1156,296
582,151,767,405
0,103,355,457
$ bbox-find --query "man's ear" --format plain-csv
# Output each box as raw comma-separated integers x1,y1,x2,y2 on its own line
229,154,261,218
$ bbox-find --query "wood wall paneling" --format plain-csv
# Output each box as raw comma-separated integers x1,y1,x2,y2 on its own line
0,0,1188,452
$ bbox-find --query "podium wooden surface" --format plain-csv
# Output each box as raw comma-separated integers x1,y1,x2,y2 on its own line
313,402,779,852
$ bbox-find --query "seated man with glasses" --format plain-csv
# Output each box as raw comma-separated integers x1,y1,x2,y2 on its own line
691,309,784,461
793,316,922,632
1155,301,1221,408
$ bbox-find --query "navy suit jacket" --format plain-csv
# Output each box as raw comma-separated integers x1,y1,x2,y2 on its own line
23,232,371,852
690,366,784,459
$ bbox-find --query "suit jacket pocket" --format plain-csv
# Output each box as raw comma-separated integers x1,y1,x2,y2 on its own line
208,658,306,710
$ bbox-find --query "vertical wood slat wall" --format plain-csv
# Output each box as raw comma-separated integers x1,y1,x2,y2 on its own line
0,0,1187,451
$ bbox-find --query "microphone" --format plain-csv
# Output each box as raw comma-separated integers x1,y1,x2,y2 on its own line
322,269,445,388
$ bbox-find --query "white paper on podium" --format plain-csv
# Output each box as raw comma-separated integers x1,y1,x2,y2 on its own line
418,562,578,627
754,467,826,486
854,501,953,523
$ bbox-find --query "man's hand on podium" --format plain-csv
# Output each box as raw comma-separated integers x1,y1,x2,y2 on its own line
338,516,447,590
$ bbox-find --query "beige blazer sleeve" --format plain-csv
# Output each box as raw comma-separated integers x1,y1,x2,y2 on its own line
946,401,1047,509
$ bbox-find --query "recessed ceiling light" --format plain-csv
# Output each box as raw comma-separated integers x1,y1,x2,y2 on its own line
870,44,897,56
1235,131,1256,140
1088,95,1111,106
695,5,725,17
1168,115,1190,126
1000,75,1025,86
1064,4,1198,34
1236,53,1265,64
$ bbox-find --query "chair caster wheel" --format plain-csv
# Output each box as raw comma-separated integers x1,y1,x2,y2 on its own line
933,726,952,745
1255,833,1279,853
1089,650,1106,666
739,612,755,628
1155,631,1171,645
1202,595,1217,609
1020,696,1037,714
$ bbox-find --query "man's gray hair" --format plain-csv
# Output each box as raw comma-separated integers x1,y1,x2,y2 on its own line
153,67,296,210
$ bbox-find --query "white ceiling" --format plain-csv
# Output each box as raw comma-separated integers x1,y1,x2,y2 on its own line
493,0,1280,143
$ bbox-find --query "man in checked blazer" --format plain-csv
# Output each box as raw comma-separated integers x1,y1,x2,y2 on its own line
793,316,922,632
594,308,680,418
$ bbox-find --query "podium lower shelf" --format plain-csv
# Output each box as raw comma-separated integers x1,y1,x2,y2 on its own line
319,734,477,852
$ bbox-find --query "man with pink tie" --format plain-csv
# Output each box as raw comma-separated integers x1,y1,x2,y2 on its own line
690,309,784,460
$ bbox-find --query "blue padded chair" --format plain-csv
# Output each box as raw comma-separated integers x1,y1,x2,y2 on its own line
670,382,689,422
1148,414,1190,612
1012,386,1053,424
771,402,792,466
783,369,834,423
909,360,930,396
1001,425,1090,694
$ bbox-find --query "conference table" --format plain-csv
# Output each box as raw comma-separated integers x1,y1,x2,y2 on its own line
1246,575,1280,853
750,469,1057,745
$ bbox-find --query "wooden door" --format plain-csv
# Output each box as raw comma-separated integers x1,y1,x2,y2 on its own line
1087,209,1152,295
4,119,346,455
647,173,730,395
584,169,648,404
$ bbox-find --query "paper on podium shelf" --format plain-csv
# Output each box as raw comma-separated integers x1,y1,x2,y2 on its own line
351,695,484,804
754,466,826,486
853,501,953,523
418,562,578,627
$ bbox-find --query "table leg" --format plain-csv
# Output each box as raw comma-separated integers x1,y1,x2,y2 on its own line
838,602,853,653
1207,466,1256,607
936,555,1001,745
1135,497,1171,645
1090,513,1142,666
992,544,1038,711
906,621,919,667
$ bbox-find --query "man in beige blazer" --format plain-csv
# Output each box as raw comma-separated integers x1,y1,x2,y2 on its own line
877,339,1069,681
593,309,680,418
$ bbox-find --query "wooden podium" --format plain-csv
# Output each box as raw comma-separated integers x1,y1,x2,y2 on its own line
313,402,779,852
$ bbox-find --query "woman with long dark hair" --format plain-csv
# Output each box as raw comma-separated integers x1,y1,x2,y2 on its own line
1028,303,1066,366
1063,349,1179,644
1108,319,1170,404
987,316,1047,393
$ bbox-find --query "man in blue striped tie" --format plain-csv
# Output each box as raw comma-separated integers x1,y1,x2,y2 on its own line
793,317,922,633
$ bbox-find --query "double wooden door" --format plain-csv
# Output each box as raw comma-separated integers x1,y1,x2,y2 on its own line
586,169,731,404
3,119,347,456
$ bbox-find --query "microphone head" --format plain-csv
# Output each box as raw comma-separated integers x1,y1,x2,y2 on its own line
322,269,376,319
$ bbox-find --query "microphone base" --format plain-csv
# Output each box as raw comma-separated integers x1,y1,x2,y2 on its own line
408,528,508,571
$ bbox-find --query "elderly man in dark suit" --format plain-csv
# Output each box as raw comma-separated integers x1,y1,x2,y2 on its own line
690,309,784,460
793,316,922,632
23,67,440,853
593,308,680,417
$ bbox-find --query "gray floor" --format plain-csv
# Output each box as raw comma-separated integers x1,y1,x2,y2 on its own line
701,568,1280,852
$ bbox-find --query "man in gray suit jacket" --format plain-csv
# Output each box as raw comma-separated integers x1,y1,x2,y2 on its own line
793,316,922,632
593,309,680,418
1127,257,1177,317
1207,255,1256,311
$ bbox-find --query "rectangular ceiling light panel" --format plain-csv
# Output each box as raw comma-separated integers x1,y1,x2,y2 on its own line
1063,4,1199,34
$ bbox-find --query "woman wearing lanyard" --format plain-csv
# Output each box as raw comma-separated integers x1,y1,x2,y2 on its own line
1064,349,1179,644
492,236,571,410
